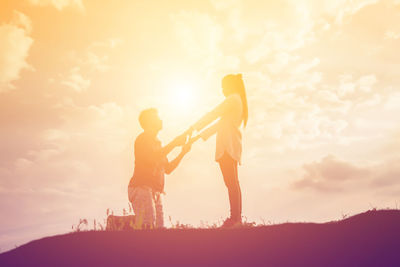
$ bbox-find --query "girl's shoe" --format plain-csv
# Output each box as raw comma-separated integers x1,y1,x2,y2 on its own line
220,217,242,228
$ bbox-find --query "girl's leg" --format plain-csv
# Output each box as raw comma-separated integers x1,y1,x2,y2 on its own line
233,162,242,219
219,153,242,221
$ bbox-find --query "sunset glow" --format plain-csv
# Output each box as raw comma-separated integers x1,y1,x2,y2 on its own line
1,0,400,253
169,80,198,111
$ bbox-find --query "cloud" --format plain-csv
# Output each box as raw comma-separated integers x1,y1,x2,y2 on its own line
27,0,85,11
89,39,123,49
293,155,371,192
58,39,122,92
170,10,223,70
312,0,379,25
52,101,135,156
236,1,317,65
372,159,400,188
357,74,377,93
266,52,295,75
0,11,33,91
319,74,380,111
11,11,33,34
83,39,122,72
61,67,91,92
14,158,34,171
384,92,400,111
0,100,135,249
209,0,240,10
291,58,320,74
174,1,400,158
293,153,400,193
0,100,132,186
385,30,400,40
210,0,399,139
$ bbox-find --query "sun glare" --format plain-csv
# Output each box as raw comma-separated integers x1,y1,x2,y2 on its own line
169,80,197,111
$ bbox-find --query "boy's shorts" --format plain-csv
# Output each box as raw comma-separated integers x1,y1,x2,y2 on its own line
128,186,164,229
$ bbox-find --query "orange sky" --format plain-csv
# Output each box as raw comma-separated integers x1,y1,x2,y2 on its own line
1,0,400,252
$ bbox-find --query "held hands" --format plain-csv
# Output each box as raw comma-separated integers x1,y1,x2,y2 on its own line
182,141,192,154
173,133,187,146
173,126,195,147
181,134,201,154
173,126,201,155
184,126,194,137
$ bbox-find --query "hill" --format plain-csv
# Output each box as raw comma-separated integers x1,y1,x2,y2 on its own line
1,209,400,266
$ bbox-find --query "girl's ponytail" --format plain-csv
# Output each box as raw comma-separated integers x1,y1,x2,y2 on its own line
236,74,248,127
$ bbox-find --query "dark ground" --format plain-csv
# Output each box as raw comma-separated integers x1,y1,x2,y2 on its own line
1,209,400,267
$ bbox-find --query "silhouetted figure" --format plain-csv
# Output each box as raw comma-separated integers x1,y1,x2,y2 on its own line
128,108,191,229
187,74,248,228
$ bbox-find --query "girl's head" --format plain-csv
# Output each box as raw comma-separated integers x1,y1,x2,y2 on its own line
221,74,248,127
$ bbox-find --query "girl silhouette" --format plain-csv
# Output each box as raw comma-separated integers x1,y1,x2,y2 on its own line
188,74,248,228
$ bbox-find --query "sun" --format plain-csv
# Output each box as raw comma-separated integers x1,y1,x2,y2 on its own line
175,86,193,107
169,80,197,111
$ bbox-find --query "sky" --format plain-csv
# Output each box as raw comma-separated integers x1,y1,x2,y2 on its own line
1,0,400,252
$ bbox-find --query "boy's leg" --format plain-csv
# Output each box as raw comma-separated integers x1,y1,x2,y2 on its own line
130,186,156,229
154,192,164,228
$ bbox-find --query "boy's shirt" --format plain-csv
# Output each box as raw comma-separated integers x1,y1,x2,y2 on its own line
129,132,167,193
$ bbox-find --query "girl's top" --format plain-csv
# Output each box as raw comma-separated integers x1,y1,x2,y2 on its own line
192,93,243,164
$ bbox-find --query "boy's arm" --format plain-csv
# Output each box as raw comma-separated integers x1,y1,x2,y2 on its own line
159,133,187,158
164,149,187,175
164,136,200,174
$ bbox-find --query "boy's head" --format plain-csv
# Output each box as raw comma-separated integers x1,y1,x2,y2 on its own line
139,108,163,132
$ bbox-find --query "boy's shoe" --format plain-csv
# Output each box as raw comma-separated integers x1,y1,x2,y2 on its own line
220,217,242,228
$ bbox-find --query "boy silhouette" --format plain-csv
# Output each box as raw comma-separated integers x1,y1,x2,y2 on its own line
128,108,191,229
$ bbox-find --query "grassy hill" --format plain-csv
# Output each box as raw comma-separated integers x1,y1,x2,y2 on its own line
1,209,400,266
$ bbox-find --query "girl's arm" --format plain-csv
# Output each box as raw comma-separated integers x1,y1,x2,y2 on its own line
190,95,236,133
198,121,219,141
